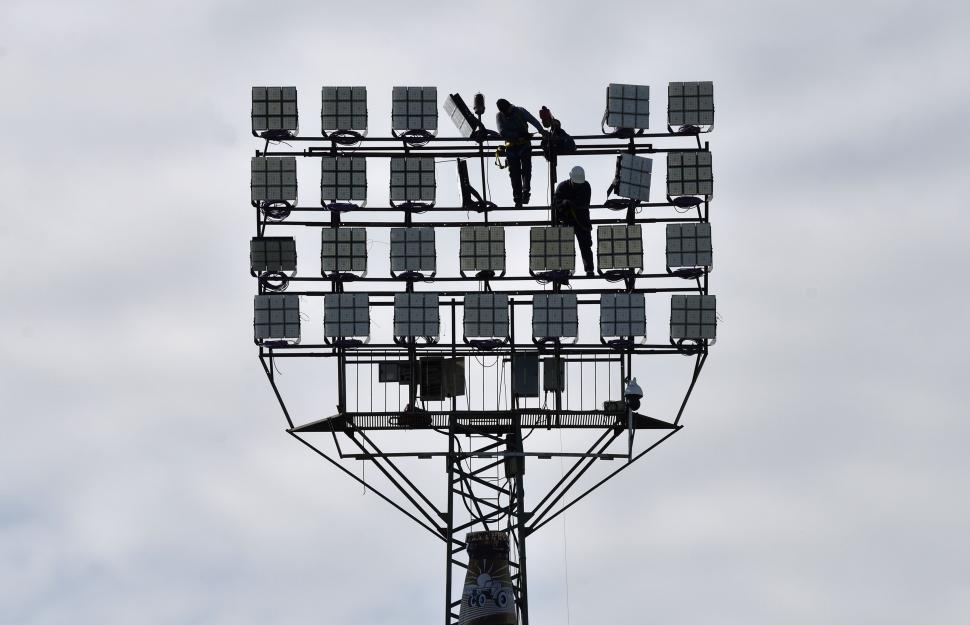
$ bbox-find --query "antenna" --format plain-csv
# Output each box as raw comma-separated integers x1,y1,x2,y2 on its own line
248,80,718,625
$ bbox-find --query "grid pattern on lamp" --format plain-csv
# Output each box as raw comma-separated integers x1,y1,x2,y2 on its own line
666,223,712,268
670,294,716,340
394,293,440,337
250,237,297,273
392,86,438,132
606,83,650,130
460,226,505,273
251,157,297,204
390,157,436,202
600,293,646,338
321,157,367,202
254,294,300,340
321,86,367,132
667,152,713,197
597,225,644,270
251,86,297,134
529,227,575,272
321,228,367,274
324,293,370,338
616,154,653,201
533,294,578,338
390,227,436,273
463,293,509,338
668,81,714,127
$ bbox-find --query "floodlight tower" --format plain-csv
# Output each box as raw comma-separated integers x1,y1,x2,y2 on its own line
249,82,718,625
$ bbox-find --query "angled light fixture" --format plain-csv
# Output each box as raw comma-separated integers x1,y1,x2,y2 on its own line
532,293,578,342
251,86,298,140
460,226,505,278
389,157,436,208
321,227,367,277
324,293,370,346
670,294,716,342
321,86,367,141
666,223,712,275
668,81,714,132
603,83,649,135
390,227,436,279
394,293,440,340
254,294,300,344
320,156,367,210
606,154,653,207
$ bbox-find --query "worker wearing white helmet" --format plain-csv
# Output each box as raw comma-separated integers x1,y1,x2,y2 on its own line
553,165,595,276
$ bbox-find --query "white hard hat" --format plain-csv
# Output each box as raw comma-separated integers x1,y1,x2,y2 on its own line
569,165,585,184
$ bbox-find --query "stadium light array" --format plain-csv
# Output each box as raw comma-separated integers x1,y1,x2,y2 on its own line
254,294,300,344
459,226,505,277
251,86,298,139
604,83,650,133
533,294,578,340
670,294,716,341
321,227,367,276
394,293,440,339
321,156,367,209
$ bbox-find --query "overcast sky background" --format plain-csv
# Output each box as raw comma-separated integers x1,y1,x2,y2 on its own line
2,1,969,624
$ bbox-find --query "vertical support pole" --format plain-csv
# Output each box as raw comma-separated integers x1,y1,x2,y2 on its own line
444,424,456,625
515,465,530,625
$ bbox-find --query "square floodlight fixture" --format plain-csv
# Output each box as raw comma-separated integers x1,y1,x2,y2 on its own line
532,294,578,339
250,236,297,273
321,227,367,274
666,223,712,268
251,86,298,136
596,225,644,271
254,294,300,342
668,81,714,128
389,227,436,274
667,152,713,197
670,294,716,340
460,226,505,274
616,154,653,202
251,157,297,206
320,157,367,204
390,157,436,203
529,227,575,272
605,83,650,130
444,93,480,138
394,293,440,338
463,293,510,338
324,293,370,338
600,293,646,338
321,86,367,133
392,86,438,133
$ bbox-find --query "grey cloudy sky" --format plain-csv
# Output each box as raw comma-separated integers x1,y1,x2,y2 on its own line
1,0,969,623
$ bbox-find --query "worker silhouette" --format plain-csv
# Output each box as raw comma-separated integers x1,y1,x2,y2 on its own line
495,99,545,206
553,166,595,276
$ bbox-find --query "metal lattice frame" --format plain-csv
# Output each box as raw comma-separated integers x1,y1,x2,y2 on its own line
251,118,715,625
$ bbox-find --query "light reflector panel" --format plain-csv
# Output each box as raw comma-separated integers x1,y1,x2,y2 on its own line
668,81,714,127
320,157,367,203
321,86,367,132
597,225,644,270
460,226,505,273
670,294,716,340
529,227,575,272
667,152,713,197
250,237,297,273
463,293,509,338
390,157,436,203
324,293,370,338
251,86,297,134
251,157,297,205
321,228,367,274
616,154,653,201
666,223,712,268
600,293,646,338
606,83,650,130
394,293,440,337
533,294,578,338
390,227,436,273
392,86,438,132
254,294,300,341
444,93,478,138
